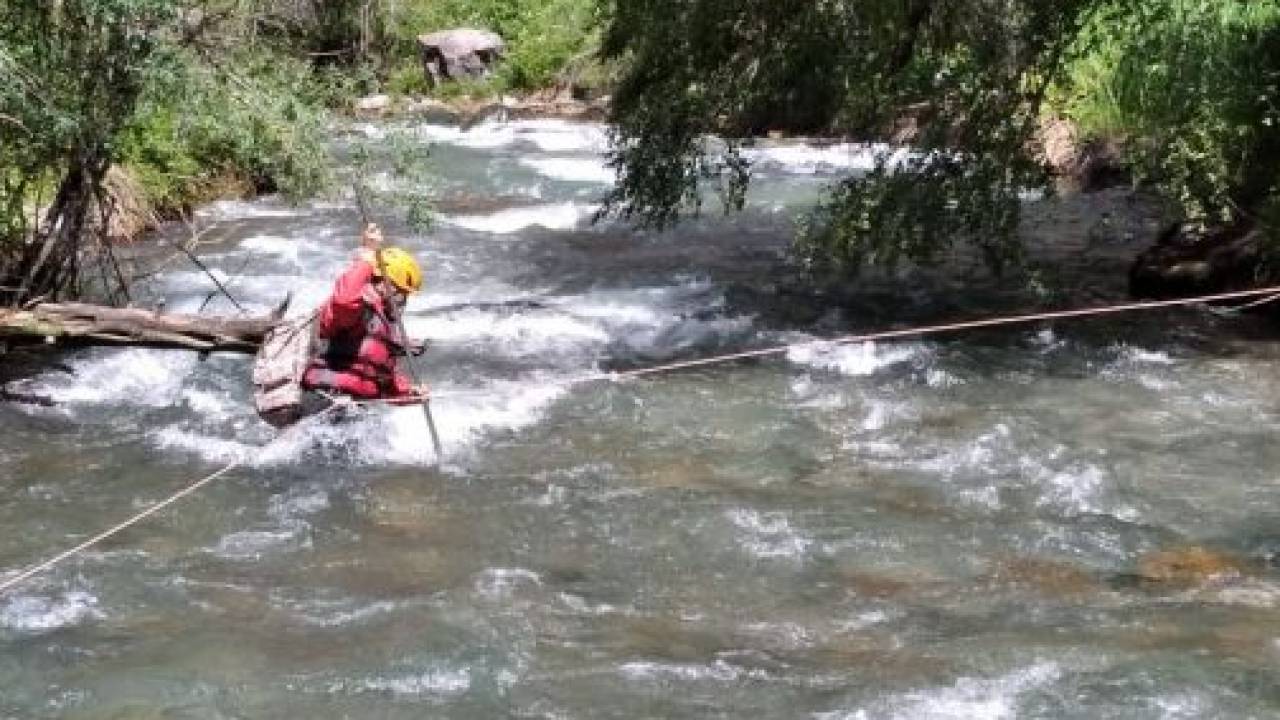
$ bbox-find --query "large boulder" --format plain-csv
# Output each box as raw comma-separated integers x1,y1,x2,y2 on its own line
417,28,505,87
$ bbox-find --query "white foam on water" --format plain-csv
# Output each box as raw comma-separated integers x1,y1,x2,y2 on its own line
418,119,609,153
1031,328,1063,352
474,567,543,600
195,198,308,221
1194,578,1280,608
860,400,894,432
834,610,894,633
0,591,103,633
741,621,815,652
1123,347,1176,365
557,592,633,617
1035,462,1109,515
914,424,1012,478
1148,692,1209,719
926,368,964,388
1018,450,1138,521
208,523,311,561
178,388,237,422
235,234,332,271
415,281,543,313
558,279,719,322
819,661,1062,720
512,119,609,153
19,349,197,407
726,508,814,560
343,377,574,467
356,668,472,698
519,157,615,184
789,377,848,409
280,594,414,628
740,142,892,174
268,488,331,520
413,307,610,360
149,373,574,470
407,278,736,371
787,340,926,377
151,422,315,466
443,202,598,234
619,659,746,684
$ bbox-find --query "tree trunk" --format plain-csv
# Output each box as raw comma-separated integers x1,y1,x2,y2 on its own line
0,302,280,353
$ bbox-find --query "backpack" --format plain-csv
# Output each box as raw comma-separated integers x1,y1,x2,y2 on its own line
252,316,316,428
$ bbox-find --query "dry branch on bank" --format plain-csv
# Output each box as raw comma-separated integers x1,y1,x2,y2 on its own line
0,302,280,353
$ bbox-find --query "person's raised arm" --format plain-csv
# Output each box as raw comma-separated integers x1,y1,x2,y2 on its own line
318,224,384,337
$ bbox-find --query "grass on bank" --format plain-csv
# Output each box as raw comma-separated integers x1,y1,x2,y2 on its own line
1055,0,1280,225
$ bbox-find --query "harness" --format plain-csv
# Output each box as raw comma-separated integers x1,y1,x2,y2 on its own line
310,293,408,394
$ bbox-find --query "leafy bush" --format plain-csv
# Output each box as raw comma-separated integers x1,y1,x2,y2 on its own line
1059,1,1280,225
385,59,431,97
119,47,333,210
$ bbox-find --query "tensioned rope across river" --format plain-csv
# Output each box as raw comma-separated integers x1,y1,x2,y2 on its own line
4,284,1280,596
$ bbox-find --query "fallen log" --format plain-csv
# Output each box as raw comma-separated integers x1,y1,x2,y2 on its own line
0,302,281,353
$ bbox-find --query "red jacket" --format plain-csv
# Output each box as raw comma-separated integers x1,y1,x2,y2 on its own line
302,260,414,399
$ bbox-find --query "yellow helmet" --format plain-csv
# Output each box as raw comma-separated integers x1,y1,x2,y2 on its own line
377,247,423,294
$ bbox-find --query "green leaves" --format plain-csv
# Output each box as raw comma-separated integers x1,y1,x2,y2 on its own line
600,0,1280,282
118,44,333,207
1062,0,1280,226
600,0,1087,279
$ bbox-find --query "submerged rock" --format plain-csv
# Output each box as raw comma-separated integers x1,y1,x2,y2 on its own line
989,557,1099,598
1136,546,1246,587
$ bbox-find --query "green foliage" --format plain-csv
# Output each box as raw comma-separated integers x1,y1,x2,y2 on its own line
0,0,174,240
120,47,333,208
798,154,1027,277
0,0,178,302
1059,0,1280,226
601,0,1092,277
385,59,431,97
603,0,1280,281
0,0,340,302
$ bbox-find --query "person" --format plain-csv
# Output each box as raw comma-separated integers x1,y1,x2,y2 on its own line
302,223,429,402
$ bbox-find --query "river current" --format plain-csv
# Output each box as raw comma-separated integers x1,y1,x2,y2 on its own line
3,118,1280,718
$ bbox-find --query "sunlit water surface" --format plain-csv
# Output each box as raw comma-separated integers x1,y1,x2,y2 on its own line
3,119,1280,718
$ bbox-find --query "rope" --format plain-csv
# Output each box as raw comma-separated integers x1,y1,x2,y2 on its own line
0,404,340,597
380,284,1280,402
608,285,1280,380
4,284,1279,595
1209,290,1280,314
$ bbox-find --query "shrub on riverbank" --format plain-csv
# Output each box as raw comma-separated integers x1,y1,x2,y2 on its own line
1057,0,1280,228
0,2,339,306
119,48,332,213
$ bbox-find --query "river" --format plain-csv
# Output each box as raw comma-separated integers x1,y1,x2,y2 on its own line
3,118,1280,718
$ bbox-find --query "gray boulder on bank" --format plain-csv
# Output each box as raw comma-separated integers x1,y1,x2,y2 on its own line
418,28,505,87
